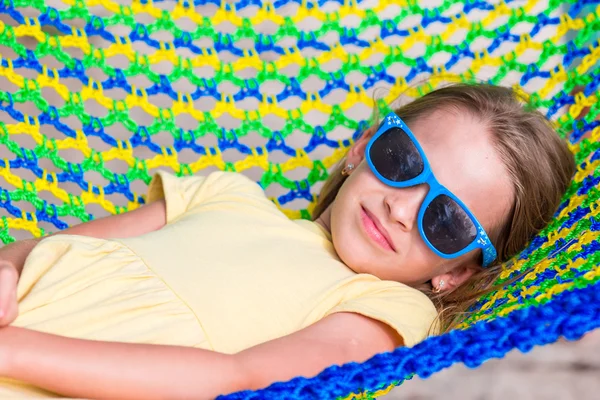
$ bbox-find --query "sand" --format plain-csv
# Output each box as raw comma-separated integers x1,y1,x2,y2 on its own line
387,331,600,399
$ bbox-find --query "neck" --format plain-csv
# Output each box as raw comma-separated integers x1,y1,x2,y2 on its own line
314,206,332,234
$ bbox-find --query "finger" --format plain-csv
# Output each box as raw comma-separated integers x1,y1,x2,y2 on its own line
0,263,18,288
0,288,11,326
6,291,17,325
0,264,18,316
0,291,17,327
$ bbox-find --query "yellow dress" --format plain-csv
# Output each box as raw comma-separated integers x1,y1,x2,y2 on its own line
3,171,437,397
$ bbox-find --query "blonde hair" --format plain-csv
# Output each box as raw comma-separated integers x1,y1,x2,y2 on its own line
312,83,576,332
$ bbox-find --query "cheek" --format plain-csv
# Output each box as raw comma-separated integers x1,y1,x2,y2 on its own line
329,173,365,222
329,191,374,273
390,235,448,283
330,202,359,258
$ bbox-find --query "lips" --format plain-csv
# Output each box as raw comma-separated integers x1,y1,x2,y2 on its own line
360,206,396,252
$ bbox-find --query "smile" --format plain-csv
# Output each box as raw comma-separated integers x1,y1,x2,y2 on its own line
360,207,395,252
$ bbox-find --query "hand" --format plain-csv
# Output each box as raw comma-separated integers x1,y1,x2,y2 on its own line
0,261,18,327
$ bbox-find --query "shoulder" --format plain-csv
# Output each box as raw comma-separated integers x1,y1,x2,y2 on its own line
152,170,264,198
203,171,264,195
148,170,271,221
329,278,439,347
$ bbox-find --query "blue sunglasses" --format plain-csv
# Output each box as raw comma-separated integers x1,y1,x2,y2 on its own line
364,112,497,267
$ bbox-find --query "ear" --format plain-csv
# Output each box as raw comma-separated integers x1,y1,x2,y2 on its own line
431,263,478,293
346,126,377,169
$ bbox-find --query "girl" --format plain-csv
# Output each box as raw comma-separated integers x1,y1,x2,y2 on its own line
0,84,575,399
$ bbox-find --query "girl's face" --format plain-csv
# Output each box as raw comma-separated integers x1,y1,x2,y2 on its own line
317,109,514,290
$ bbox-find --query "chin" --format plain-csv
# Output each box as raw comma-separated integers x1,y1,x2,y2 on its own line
331,219,379,274
340,249,384,276
333,241,369,273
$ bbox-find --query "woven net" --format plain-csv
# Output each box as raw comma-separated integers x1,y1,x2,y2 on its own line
0,0,599,398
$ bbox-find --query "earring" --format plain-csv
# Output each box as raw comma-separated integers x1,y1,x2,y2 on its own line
341,163,355,176
433,279,445,294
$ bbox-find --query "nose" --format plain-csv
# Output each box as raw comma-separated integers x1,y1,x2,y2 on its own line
384,184,429,232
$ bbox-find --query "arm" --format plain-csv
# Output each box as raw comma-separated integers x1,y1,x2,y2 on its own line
0,313,402,399
0,199,166,277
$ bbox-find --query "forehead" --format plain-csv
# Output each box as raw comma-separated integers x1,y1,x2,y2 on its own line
406,109,514,230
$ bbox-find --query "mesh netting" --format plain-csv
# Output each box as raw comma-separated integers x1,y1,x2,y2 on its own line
0,0,599,398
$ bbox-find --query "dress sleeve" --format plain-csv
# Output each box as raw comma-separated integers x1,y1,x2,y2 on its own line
327,281,439,347
146,170,263,223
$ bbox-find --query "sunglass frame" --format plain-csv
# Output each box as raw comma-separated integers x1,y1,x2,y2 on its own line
364,112,497,267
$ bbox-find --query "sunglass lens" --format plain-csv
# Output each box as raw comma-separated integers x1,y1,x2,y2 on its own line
423,195,478,255
370,127,424,182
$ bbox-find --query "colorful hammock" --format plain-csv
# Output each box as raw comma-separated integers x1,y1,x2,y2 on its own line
0,0,599,398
